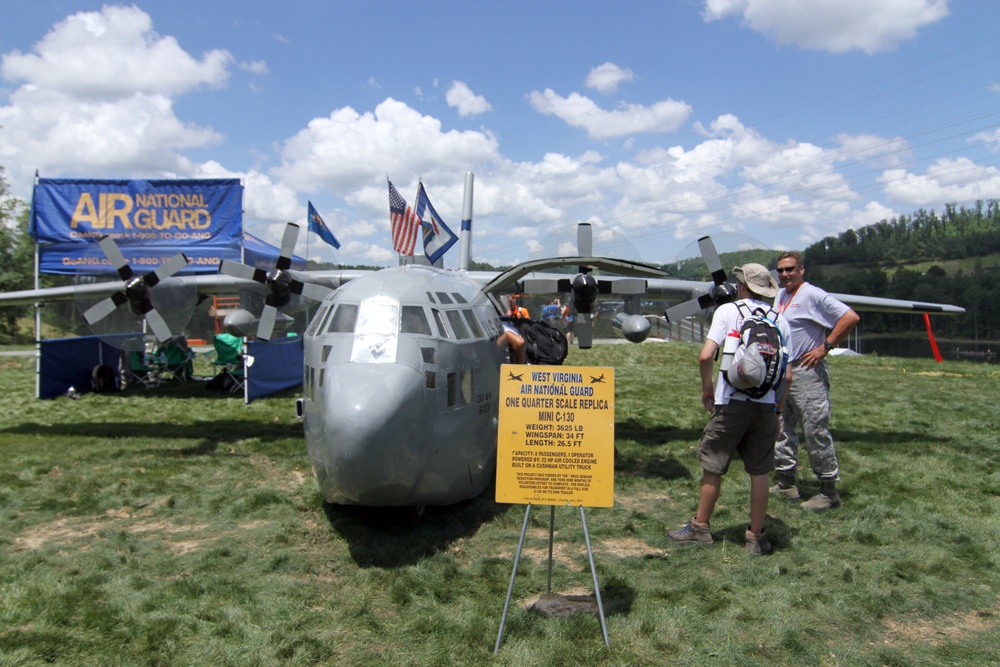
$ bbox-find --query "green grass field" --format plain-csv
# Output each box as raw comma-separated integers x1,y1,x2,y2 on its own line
1,344,997,666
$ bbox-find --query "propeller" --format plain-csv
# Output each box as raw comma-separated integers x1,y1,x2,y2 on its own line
664,236,737,323
77,236,194,349
219,223,331,340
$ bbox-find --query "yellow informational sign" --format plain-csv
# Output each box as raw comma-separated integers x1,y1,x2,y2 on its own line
496,364,615,507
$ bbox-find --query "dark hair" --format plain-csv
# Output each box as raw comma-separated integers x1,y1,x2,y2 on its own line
777,251,804,266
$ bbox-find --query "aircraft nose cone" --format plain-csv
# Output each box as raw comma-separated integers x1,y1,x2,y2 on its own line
317,363,427,505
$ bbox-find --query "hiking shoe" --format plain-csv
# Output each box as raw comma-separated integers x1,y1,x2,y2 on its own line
769,483,801,501
745,528,773,556
801,491,841,511
668,517,713,546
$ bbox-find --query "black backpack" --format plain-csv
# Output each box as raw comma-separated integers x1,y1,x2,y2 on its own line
725,303,788,399
503,317,569,365
91,364,118,393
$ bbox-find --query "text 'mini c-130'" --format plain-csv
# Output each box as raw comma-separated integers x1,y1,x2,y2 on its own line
0,173,966,508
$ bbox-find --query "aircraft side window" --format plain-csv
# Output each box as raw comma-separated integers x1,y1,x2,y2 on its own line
421,347,436,364
425,371,437,389
319,368,325,389
321,345,332,363
436,292,454,305
401,305,432,335
432,309,449,338
306,305,330,336
463,310,484,339
328,304,358,333
446,310,470,340
453,293,468,304
461,369,473,404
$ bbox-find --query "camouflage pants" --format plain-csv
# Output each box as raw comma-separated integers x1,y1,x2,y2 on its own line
774,360,840,482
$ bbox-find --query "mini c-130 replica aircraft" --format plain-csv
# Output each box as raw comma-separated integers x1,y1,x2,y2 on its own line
0,173,966,507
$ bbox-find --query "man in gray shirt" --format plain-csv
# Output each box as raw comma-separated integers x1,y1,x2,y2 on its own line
772,251,859,511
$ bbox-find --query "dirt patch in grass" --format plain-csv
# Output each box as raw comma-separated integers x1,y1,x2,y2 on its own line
881,606,999,647
15,505,213,555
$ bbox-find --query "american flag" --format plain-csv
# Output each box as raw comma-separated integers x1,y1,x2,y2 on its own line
388,180,420,256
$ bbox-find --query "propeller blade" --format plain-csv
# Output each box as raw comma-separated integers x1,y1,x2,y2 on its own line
292,280,333,302
577,222,593,258
664,293,716,323
144,307,173,342
257,304,278,341
698,236,727,286
276,223,300,271
83,292,127,325
576,313,594,349
99,236,133,281
220,260,266,284
144,253,190,287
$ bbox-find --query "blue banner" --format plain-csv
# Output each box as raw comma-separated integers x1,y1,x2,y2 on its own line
31,178,243,275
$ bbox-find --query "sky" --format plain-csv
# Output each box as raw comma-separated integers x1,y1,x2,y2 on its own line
2,0,999,268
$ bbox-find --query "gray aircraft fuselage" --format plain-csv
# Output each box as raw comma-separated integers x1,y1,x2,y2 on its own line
300,264,506,506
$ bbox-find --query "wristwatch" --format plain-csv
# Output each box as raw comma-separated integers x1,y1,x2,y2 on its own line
823,341,835,352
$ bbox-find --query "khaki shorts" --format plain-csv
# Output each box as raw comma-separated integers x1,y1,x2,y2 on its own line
698,400,778,476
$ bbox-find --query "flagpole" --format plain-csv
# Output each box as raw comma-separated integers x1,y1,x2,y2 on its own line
458,172,474,271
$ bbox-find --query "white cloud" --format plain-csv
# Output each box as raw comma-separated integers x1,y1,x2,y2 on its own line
445,81,492,117
702,0,950,54
585,63,635,94
239,60,268,75
879,157,1000,206
527,89,691,139
1,5,231,98
0,5,228,188
274,98,500,194
970,128,1000,152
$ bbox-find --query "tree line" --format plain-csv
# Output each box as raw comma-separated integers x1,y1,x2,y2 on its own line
800,201,1000,340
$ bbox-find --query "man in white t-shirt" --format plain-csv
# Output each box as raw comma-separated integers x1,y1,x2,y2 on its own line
668,263,792,556
772,251,859,511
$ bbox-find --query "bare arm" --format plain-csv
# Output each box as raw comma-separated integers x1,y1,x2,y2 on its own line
699,339,719,412
799,308,860,370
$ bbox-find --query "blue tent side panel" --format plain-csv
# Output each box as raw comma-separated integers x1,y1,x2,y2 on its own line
245,337,303,403
39,336,124,399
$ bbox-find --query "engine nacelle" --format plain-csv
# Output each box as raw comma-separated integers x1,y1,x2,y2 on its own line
611,312,651,343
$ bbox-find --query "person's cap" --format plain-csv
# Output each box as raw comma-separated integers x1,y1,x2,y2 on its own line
732,263,778,299
727,343,766,390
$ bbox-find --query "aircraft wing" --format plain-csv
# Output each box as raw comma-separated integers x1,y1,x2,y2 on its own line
829,293,965,315
480,256,667,295
0,269,369,308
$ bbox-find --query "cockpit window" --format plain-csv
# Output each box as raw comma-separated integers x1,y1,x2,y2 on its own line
328,304,359,333
356,298,398,336
453,293,468,304
463,310,484,338
446,310,470,340
436,292,454,305
432,309,449,338
306,305,330,336
401,305,432,335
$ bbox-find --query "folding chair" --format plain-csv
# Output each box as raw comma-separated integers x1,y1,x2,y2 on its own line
124,350,162,389
157,337,196,382
210,333,245,394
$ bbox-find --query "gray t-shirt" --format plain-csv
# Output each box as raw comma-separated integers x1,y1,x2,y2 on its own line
775,282,850,361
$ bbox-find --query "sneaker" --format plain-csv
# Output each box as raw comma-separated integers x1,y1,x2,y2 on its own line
769,483,801,501
745,528,773,556
800,491,841,511
668,517,713,546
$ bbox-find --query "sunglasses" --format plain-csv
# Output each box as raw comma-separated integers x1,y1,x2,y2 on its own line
776,266,800,274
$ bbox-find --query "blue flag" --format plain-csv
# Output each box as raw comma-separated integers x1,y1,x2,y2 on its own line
414,183,458,265
307,201,340,249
